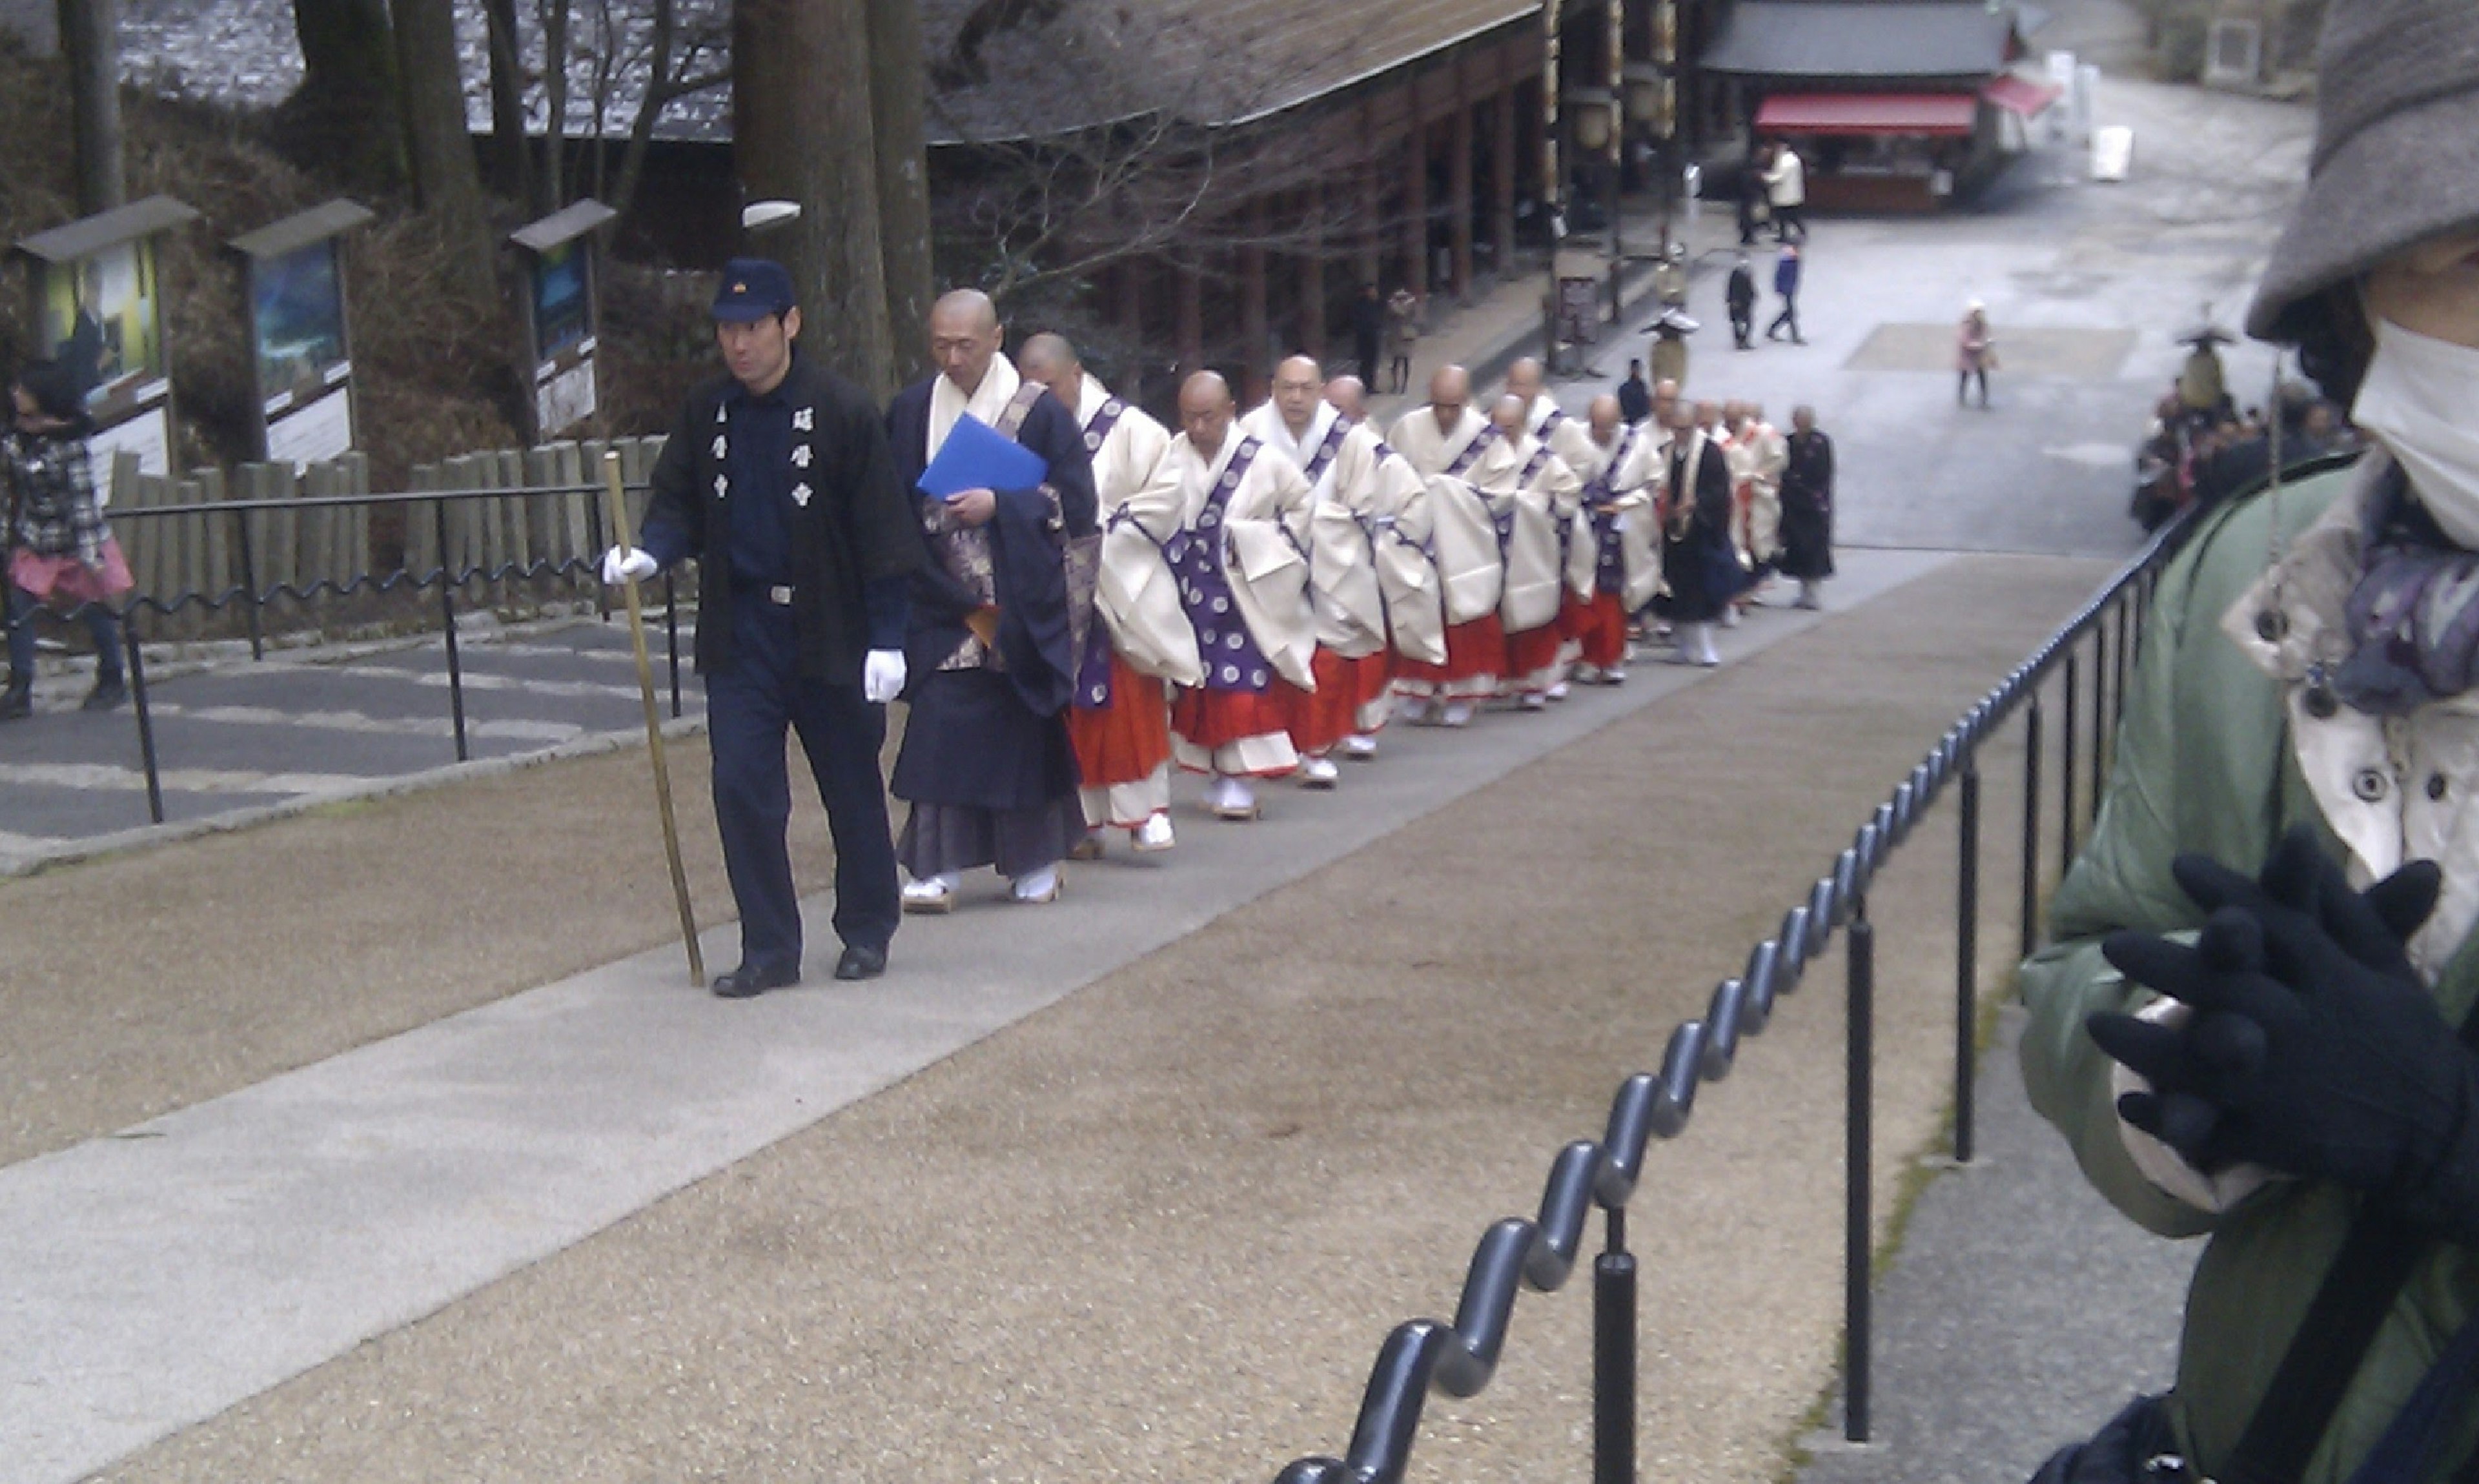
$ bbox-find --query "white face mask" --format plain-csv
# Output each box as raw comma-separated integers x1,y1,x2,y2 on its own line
2352,318,2479,549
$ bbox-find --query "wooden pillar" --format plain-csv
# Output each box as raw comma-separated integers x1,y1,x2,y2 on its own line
1176,256,1205,378
1241,195,1269,391
1493,83,1518,278
1300,179,1329,360
1403,110,1429,298
1451,64,1476,301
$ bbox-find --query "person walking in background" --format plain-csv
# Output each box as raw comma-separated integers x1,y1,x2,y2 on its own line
3,360,130,720
1351,283,1385,390
1617,360,1653,425
1726,254,1758,351
1777,405,1834,609
1385,287,1422,395
1957,300,1995,408
1761,140,1806,243
1765,244,1804,344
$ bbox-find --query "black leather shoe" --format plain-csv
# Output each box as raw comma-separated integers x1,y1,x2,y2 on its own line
833,944,888,981
711,962,798,999
81,675,126,712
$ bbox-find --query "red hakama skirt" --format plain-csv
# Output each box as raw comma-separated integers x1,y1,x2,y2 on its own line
1067,653,1172,788
1572,591,1629,668
1279,647,1381,755
1172,686,1295,771
1396,613,1506,686
1503,622,1563,687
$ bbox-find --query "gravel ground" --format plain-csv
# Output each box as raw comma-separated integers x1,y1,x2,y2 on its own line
36,552,2112,1483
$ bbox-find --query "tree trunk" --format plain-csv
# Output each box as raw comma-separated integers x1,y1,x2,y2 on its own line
539,0,571,210
734,0,897,398
284,0,403,192
56,0,123,214
393,0,496,302
866,0,935,383
483,0,533,206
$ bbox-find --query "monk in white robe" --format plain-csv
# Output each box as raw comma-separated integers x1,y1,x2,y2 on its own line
1736,403,1788,596
1161,372,1317,820
1325,375,1447,708
1567,395,1661,684
1018,333,1183,857
1480,395,1581,708
1239,356,1403,782
1506,358,1601,698
1386,364,1514,728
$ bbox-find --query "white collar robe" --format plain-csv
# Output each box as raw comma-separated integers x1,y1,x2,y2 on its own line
1161,429,1320,691
1389,404,1513,625
1239,400,1393,658
1081,378,1201,685
1574,423,1666,613
1483,431,1583,635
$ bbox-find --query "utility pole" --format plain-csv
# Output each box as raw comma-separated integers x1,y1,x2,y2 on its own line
57,0,125,214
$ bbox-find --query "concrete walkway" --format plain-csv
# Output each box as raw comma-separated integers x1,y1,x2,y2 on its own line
8,551,1957,1484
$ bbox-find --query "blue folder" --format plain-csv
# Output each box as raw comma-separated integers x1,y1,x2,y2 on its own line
919,412,1048,498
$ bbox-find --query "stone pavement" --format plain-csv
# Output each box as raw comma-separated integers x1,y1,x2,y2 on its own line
5,547,2111,1484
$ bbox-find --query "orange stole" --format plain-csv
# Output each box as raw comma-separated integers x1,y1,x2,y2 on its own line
1279,648,1365,754
1396,613,1506,684
1068,652,1172,788
1171,685,1293,750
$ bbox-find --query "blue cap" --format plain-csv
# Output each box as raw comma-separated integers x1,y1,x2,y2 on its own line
711,258,795,322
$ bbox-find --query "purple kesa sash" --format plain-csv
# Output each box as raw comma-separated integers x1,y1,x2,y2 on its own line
1082,398,1128,454
1165,438,1277,694
1301,415,1354,487
1443,423,1498,478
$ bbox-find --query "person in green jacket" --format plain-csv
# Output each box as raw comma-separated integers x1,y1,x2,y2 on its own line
2020,3,2479,1479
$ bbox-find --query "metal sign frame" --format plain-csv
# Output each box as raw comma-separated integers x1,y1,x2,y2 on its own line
509,199,618,443
12,194,200,493
226,198,375,470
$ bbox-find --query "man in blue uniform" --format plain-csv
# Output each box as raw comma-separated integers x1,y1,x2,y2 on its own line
602,259,924,995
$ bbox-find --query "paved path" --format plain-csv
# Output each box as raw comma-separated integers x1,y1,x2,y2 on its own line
6,551,1958,1484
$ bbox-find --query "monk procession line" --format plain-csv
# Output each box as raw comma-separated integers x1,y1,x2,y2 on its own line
606,266,1833,991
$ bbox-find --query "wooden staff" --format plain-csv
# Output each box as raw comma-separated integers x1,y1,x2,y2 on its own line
602,450,704,987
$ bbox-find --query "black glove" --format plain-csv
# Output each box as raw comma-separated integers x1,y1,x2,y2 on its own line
2088,828,2479,1241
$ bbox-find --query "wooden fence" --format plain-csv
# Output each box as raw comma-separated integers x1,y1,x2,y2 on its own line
107,434,670,628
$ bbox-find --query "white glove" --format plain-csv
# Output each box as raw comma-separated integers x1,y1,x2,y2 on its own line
601,545,657,585
862,649,907,704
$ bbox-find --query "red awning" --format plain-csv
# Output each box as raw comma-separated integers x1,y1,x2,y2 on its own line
1981,73,2065,116
1753,92,1978,137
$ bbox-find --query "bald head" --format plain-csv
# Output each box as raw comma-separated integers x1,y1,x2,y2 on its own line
1271,354,1325,433
1695,400,1722,432
1505,358,1546,403
929,289,1005,395
1015,332,1083,410
1324,375,1367,420
1653,377,1680,427
1179,371,1236,455
1489,394,1527,438
1587,394,1622,443
1428,364,1472,434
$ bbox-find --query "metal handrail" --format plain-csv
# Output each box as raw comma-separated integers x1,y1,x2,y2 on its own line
6,477,689,828
1270,503,2205,1484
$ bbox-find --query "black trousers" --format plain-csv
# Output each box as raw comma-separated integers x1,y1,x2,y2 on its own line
706,600,901,974
1767,296,1801,341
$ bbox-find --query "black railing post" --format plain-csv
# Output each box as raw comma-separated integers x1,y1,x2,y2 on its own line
1593,1206,1637,1484
2022,689,2044,960
664,572,683,720
434,499,471,763
1955,754,1981,1164
2090,615,2108,826
122,607,165,825
2114,593,2132,726
232,506,265,661
1844,888,1875,1444
2060,651,2079,872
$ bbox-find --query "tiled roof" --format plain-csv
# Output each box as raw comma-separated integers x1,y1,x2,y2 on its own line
1702,1,2029,81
